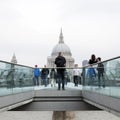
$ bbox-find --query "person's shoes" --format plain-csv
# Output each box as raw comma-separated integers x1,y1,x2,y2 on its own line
58,88,60,90
62,88,65,90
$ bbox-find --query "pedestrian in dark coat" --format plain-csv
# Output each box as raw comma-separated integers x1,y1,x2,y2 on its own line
55,52,66,90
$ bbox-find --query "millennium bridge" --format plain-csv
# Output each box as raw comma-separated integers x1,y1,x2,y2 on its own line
0,56,120,120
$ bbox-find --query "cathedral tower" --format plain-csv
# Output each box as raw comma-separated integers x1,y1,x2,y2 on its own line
11,53,17,64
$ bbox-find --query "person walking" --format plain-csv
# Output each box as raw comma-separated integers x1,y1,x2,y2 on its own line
41,65,49,87
33,65,40,86
97,57,105,88
73,64,81,86
50,68,56,87
55,52,66,90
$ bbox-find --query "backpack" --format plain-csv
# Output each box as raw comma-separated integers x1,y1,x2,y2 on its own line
55,56,65,67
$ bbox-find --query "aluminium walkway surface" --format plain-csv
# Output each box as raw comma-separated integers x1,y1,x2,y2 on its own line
0,111,120,120
0,83,120,119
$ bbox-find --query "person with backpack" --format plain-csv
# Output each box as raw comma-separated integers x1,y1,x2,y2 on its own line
55,52,66,90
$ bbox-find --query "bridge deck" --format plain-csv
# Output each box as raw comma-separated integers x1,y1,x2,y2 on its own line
0,111,119,120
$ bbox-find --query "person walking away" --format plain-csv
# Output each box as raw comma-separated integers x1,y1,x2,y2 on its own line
41,65,49,87
50,68,56,87
64,69,70,85
33,65,40,86
55,52,66,90
97,57,105,88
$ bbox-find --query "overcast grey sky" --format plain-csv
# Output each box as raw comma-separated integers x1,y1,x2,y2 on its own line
0,0,120,67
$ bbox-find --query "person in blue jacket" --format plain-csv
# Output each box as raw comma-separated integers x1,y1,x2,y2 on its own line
33,65,40,86
87,65,96,86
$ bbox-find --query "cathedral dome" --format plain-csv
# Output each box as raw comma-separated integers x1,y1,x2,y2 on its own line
51,43,72,56
51,29,72,57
